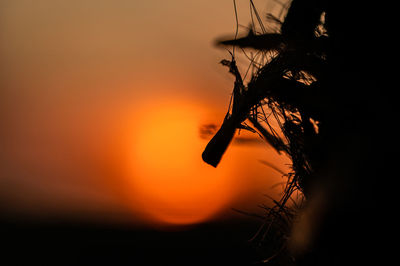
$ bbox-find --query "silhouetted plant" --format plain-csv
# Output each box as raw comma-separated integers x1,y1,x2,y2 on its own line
202,0,390,264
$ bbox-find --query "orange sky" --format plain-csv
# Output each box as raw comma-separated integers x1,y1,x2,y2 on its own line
0,0,290,226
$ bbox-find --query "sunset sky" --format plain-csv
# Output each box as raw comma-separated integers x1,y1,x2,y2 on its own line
0,0,290,226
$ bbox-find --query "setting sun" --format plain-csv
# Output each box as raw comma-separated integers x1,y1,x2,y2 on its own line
125,101,239,225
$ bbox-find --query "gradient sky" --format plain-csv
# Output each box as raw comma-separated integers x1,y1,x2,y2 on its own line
0,0,290,226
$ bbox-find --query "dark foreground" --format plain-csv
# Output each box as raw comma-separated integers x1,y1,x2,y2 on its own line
1,218,264,266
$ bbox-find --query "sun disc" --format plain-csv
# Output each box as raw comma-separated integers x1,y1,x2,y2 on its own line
126,101,237,225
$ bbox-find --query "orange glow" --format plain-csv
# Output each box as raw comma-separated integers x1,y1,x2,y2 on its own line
124,100,239,225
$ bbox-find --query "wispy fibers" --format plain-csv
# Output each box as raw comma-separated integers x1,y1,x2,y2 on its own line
202,0,392,265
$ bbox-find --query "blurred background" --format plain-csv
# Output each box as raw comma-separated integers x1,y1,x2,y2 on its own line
1,0,290,227
0,1,291,264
